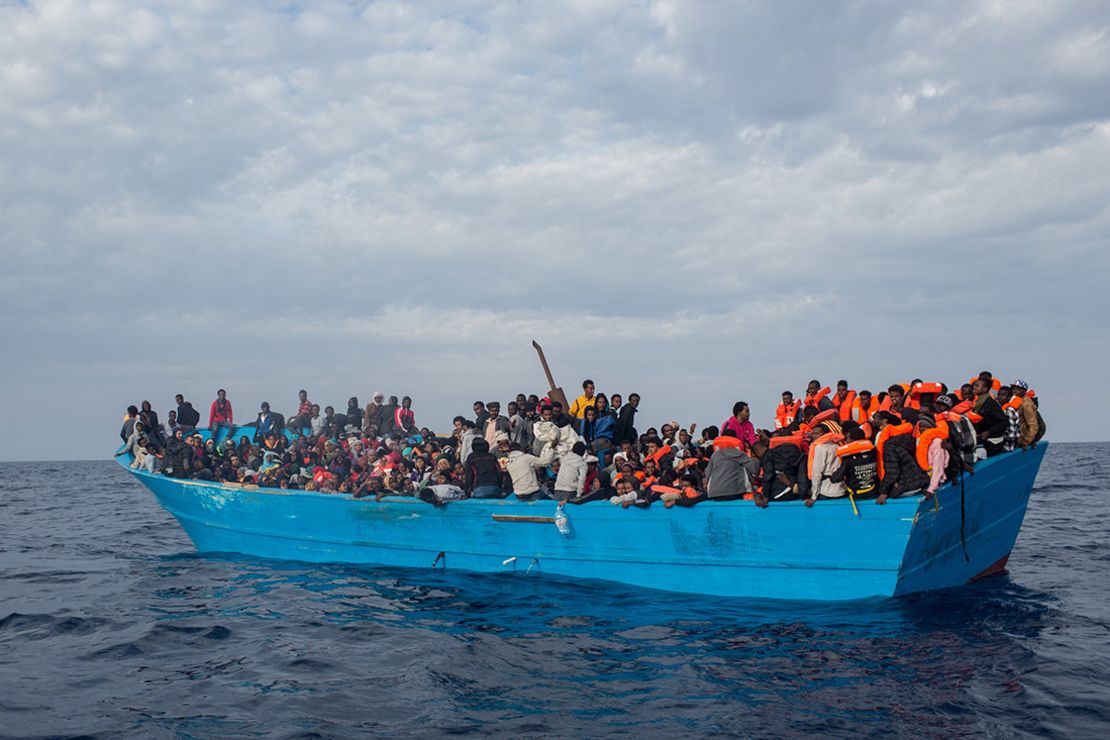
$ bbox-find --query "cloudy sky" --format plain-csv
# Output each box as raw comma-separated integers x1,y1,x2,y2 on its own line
2,0,1109,460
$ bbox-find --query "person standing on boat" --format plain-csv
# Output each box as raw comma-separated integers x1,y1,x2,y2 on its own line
505,440,557,501
379,396,399,437
208,389,233,439
363,392,385,434
569,379,597,419
507,401,534,451
614,393,640,445
483,401,510,445
174,394,200,435
473,401,489,430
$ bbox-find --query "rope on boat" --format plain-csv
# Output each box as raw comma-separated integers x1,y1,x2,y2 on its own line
431,551,446,568
959,469,970,563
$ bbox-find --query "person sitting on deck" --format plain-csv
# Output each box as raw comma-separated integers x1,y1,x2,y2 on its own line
805,422,846,507
874,412,929,505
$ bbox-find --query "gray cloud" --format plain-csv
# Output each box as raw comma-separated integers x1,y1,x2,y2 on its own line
1,0,1108,460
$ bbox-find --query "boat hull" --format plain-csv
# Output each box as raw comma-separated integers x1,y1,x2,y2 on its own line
119,443,1046,600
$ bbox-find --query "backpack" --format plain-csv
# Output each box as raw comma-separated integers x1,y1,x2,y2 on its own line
947,416,978,464
1033,409,1047,444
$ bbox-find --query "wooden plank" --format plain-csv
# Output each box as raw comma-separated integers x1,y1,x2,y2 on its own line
491,514,556,524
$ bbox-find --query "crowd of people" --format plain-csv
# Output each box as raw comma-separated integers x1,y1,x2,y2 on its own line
117,371,1045,508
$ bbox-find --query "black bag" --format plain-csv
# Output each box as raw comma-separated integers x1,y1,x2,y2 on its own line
947,416,978,463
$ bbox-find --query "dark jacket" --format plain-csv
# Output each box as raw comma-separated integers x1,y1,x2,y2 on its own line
833,448,879,497
176,402,200,427
973,396,1008,441
463,451,503,492
615,406,638,444
378,404,398,436
877,434,928,497
761,443,809,500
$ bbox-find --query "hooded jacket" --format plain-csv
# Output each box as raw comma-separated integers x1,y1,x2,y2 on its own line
704,446,759,499
760,443,809,500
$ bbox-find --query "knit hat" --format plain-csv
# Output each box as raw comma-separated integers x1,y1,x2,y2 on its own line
935,394,954,408
1010,379,1029,390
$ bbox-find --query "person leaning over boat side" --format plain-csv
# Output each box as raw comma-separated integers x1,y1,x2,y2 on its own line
1010,380,1041,449
971,378,1008,456
120,405,139,443
569,379,597,419
505,440,557,501
463,438,505,498
804,422,846,508
874,412,929,505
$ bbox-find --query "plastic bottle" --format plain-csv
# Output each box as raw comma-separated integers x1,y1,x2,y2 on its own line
554,503,570,536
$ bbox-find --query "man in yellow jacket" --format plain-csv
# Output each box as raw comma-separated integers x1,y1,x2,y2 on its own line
569,379,597,419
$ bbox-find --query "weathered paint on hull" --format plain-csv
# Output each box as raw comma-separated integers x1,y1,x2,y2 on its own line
118,443,1046,601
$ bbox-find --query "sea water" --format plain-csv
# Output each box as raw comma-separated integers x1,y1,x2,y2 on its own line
1,444,1108,737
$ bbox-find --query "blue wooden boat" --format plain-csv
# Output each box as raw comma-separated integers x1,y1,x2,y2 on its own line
115,435,1047,601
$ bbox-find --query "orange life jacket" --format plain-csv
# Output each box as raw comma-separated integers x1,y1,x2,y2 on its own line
774,401,801,430
834,390,857,421
1003,396,1022,411
876,422,913,479
712,435,743,450
968,376,1002,393
851,396,878,423
807,432,845,479
644,444,672,467
859,422,873,440
810,409,838,428
915,424,949,472
769,433,804,449
835,440,875,458
804,386,831,409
